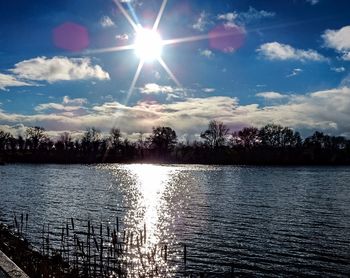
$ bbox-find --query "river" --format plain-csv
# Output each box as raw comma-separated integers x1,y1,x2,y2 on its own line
0,164,349,276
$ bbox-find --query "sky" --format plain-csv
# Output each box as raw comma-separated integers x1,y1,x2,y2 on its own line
0,0,350,140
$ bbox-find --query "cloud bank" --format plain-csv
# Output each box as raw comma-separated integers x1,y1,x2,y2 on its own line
2,87,350,138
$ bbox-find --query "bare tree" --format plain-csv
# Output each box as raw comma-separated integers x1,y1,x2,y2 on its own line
259,124,301,148
25,126,46,150
0,130,11,151
149,126,177,153
231,127,260,149
81,127,101,152
109,128,122,150
59,132,73,150
201,120,230,148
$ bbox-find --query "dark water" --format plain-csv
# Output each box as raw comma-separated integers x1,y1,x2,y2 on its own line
0,164,349,276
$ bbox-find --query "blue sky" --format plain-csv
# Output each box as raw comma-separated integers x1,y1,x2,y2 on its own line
0,0,350,139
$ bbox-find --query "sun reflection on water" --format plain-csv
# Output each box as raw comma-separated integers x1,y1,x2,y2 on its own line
128,164,171,245
120,164,179,276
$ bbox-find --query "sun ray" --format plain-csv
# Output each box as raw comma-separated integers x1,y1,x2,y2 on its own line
157,57,181,88
162,29,240,46
126,2,141,26
113,0,138,31
162,34,210,46
85,44,135,55
153,0,168,31
162,16,332,48
125,59,144,104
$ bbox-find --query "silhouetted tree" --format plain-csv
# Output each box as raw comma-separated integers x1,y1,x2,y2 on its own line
201,120,230,148
0,130,11,151
8,135,17,153
149,126,177,154
1,124,350,165
17,136,25,151
259,124,301,148
25,127,46,151
59,132,73,151
81,127,101,152
232,127,260,149
280,128,302,148
136,132,147,159
109,128,121,151
304,131,330,149
330,136,346,150
39,137,54,151
120,138,136,160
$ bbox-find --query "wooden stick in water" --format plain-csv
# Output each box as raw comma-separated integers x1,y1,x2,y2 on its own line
184,243,187,273
71,217,74,231
25,213,28,234
20,213,23,235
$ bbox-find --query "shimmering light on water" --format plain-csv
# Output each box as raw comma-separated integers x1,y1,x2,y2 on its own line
0,164,350,276
120,164,177,275
126,164,171,245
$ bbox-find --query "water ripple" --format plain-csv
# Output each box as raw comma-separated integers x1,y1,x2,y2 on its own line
0,164,349,276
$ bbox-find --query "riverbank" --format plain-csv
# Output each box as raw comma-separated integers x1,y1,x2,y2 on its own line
0,224,74,278
0,249,29,278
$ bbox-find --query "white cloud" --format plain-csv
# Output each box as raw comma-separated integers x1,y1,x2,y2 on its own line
331,67,346,73
192,11,210,32
0,124,27,137
322,26,350,51
35,103,83,112
257,42,326,62
239,7,275,22
63,96,88,105
119,0,143,6
35,96,88,113
0,73,32,90
218,12,238,22
256,92,288,99
203,88,215,93
342,52,350,61
199,49,214,58
322,26,350,60
287,68,303,77
120,0,141,3
218,7,274,28
100,16,115,28
139,83,180,94
116,34,129,41
217,12,240,29
11,56,110,83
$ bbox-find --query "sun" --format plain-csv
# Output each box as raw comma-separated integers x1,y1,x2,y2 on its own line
134,27,163,62
89,0,234,103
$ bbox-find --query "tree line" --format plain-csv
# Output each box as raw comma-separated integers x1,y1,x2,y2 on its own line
1,121,350,165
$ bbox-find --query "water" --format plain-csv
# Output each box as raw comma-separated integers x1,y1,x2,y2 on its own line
0,164,349,276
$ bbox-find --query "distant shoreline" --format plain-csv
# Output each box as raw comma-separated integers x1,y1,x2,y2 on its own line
2,160,350,167
2,124,350,166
